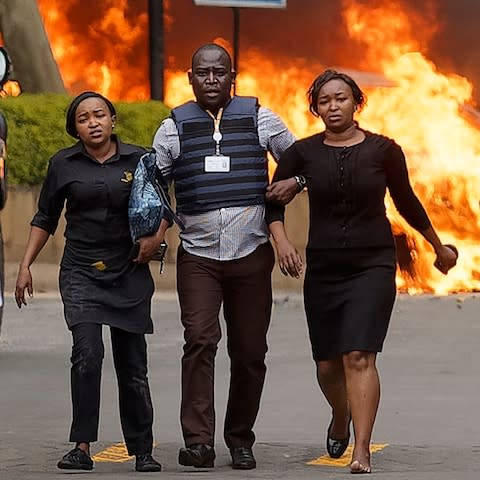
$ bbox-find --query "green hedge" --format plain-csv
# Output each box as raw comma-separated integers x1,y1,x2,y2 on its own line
0,94,171,185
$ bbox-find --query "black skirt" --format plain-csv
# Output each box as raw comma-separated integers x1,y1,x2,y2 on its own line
59,242,155,334
303,247,396,361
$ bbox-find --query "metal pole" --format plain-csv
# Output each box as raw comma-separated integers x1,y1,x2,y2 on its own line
149,0,164,101
232,7,240,95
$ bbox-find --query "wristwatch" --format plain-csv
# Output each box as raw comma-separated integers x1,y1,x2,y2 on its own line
294,175,307,192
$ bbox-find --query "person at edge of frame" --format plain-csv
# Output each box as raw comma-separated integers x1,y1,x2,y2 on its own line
14,92,166,473
266,69,458,474
151,43,303,470
0,111,7,331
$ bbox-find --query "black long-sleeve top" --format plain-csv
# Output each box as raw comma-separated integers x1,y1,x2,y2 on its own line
32,136,146,267
266,130,431,249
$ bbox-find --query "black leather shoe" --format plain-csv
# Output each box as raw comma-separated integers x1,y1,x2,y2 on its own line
230,446,256,470
326,416,351,459
135,454,162,472
178,444,215,468
57,447,93,470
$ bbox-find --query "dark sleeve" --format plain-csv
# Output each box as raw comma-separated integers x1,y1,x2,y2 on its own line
385,143,431,231
30,158,66,235
265,142,304,225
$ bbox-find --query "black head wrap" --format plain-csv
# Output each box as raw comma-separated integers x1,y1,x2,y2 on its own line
65,91,116,138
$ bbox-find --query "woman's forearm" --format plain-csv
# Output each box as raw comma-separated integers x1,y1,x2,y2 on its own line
419,225,443,254
268,220,289,244
19,226,50,268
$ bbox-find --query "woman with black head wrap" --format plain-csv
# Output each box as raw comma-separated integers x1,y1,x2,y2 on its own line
14,92,164,473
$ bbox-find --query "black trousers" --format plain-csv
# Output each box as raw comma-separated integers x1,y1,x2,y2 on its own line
69,323,154,455
176,242,275,448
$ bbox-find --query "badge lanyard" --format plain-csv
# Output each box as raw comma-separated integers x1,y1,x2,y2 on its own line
206,107,224,156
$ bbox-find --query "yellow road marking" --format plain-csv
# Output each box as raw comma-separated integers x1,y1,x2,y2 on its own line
93,442,158,463
92,443,134,463
93,442,388,466
307,443,389,467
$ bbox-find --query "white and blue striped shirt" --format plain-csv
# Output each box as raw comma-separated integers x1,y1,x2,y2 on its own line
153,106,295,261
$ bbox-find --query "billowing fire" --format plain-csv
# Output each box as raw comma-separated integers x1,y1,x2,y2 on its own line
35,0,480,293
37,0,150,100
1,81,21,97
341,0,480,294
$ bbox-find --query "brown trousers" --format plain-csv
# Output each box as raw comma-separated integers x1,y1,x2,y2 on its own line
176,242,275,448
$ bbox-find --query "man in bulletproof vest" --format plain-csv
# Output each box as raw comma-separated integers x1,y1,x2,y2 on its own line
152,43,304,470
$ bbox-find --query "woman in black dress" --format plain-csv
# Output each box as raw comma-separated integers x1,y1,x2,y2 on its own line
14,92,166,473
266,70,457,474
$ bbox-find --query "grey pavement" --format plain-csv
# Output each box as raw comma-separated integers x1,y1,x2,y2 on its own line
0,292,478,479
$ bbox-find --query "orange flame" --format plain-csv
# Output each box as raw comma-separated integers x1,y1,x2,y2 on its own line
37,0,149,100
341,0,480,294
35,0,480,293
1,81,21,97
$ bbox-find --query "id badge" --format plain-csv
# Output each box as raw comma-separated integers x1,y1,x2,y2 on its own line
205,155,230,172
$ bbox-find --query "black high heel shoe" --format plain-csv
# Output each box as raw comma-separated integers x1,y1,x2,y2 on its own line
326,416,351,458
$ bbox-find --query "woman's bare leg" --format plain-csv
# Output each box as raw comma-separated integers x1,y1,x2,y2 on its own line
316,357,350,439
343,350,379,473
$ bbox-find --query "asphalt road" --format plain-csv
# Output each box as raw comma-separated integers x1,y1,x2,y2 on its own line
0,292,478,479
